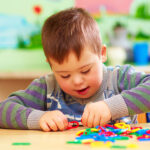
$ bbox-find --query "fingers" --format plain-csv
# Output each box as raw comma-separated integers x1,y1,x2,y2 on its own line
99,101,112,126
93,114,101,127
82,110,89,127
40,121,51,132
82,101,112,128
62,116,69,129
40,119,58,132
82,104,95,128
82,112,100,128
47,120,58,131
53,115,68,131
40,110,69,132
87,112,95,128
100,117,109,127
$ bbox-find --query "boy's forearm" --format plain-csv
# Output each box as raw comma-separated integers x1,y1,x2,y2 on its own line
0,100,33,129
117,65,150,116
121,81,150,115
104,95,129,120
0,100,45,130
0,77,47,129
27,110,45,129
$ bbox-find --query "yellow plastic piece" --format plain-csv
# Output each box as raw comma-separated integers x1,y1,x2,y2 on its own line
91,141,112,148
114,122,131,131
91,128,99,132
76,129,86,136
131,128,140,133
82,139,94,144
127,144,139,148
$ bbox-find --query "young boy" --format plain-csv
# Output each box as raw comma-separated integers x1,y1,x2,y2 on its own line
0,8,150,132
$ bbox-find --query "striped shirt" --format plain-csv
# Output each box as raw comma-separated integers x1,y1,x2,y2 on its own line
0,65,150,129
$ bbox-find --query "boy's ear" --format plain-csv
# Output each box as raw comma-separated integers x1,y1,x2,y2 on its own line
101,45,107,63
46,58,53,68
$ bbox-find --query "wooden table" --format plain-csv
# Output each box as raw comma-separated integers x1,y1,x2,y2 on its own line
0,123,150,150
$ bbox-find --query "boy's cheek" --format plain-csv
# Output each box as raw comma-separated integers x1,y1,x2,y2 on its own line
60,84,69,91
57,80,71,92
55,76,71,92
88,74,102,86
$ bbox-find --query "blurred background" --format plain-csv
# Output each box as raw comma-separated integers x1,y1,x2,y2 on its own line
0,0,150,122
0,0,150,69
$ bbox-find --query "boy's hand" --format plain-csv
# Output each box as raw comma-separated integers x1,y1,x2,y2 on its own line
39,110,68,132
82,101,111,128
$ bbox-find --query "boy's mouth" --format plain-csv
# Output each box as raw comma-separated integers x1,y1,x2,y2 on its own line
76,87,89,95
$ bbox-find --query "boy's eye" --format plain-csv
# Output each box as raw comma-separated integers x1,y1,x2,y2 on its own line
61,75,70,79
81,69,90,74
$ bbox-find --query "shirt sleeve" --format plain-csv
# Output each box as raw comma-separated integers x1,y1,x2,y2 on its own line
104,65,150,120
0,76,47,129
117,65,150,116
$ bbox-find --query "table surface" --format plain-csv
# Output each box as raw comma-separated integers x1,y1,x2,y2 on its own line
0,123,150,150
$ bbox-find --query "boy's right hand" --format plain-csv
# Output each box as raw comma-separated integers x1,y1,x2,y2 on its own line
39,110,68,132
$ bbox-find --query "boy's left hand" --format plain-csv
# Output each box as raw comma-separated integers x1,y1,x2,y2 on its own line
81,101,111,128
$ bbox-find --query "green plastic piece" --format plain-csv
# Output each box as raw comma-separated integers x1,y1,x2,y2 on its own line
111,145,127,149
114,136,129,140
12,142,31,146
66,141,82,144
83,128,92,135
129,132,142,136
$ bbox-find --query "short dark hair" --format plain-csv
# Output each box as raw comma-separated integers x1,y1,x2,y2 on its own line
42,7,102,64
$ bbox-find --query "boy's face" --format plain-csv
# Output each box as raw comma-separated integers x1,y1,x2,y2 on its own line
49,46,107,99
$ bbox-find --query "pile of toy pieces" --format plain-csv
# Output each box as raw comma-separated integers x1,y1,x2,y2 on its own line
67,122,150,149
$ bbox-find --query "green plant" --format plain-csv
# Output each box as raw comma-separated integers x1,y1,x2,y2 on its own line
28,32,42,49
135,4,150,19
135,31,150,41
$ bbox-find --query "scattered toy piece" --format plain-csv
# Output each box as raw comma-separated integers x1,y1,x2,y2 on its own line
12,142,31,146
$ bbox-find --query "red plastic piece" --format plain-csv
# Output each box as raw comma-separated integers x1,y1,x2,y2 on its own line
67,121,79,130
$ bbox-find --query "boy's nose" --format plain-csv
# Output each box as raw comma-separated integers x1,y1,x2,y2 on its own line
72,75,84,85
